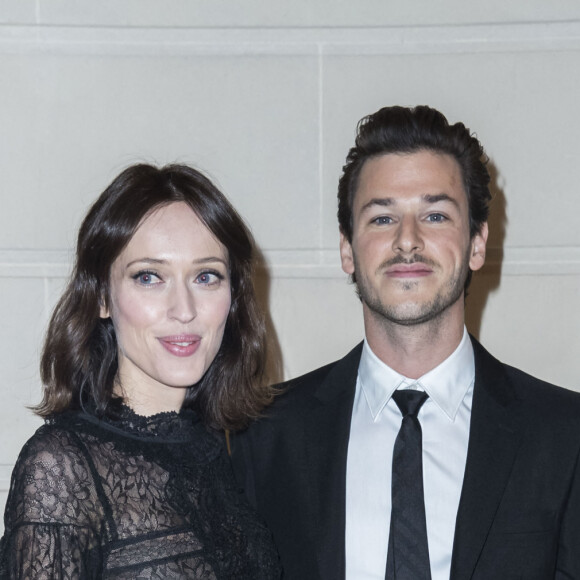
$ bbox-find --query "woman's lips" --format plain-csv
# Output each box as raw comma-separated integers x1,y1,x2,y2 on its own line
158,335,201,357
386,264,433,278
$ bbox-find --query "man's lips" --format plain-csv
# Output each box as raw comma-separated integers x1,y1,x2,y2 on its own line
158,335,201,357
385,263,433,278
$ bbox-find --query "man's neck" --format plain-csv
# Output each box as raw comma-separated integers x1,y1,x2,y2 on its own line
363,308,466,379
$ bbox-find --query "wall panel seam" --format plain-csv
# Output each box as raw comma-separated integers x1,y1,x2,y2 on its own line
1,247,580,277
0,22,578,55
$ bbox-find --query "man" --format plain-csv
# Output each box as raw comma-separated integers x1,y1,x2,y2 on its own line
233,106,580,579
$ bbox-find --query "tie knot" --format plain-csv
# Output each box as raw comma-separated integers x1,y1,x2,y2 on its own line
392,389,429,418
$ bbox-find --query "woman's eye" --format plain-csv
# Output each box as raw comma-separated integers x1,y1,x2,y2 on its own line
133,271,161,285
196,271,223,285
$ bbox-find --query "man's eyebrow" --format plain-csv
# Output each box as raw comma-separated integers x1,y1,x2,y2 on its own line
423,193,460,208
359,193,460,213
359,198,394,213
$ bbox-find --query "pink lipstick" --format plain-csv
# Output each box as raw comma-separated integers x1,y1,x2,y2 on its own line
158,335,201,357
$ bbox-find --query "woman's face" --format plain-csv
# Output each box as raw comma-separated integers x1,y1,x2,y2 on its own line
100,201,231,414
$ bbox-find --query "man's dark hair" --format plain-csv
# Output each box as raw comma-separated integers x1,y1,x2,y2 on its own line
37,163,272,431
338,105,491,290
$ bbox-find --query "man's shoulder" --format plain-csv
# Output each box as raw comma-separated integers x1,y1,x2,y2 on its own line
234,345,362,463
503,362,580,413
264,362,340,418
474,338,580,420
275,360,338,398
268,342,363,412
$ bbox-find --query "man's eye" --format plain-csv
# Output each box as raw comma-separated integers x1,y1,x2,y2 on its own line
427,213,446,223
372,216,393,225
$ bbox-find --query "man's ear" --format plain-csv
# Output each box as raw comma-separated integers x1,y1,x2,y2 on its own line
340,232,355,276
469,222,488,272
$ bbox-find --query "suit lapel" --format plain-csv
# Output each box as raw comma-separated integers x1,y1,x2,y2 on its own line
303,343,362,580
296,338,527,579
450,338,528,580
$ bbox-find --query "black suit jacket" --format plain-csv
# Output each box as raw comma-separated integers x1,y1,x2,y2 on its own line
233,338,580,579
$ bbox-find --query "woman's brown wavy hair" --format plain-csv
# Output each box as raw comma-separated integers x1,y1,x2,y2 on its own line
37,163,272,431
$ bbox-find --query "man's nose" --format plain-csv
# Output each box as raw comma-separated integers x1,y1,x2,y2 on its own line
393,217,424,254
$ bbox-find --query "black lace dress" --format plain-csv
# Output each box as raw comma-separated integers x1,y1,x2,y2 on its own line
0,406,281,579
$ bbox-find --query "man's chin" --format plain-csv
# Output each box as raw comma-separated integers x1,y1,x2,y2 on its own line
366,297,458,327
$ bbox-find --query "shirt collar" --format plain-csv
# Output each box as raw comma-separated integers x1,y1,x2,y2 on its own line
359,327,475,421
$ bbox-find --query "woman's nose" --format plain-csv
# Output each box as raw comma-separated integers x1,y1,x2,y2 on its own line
167,283,196,323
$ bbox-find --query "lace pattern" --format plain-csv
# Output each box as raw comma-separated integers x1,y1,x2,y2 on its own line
0,407,281,579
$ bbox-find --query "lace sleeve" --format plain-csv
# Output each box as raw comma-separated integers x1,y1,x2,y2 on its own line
0,426,104,579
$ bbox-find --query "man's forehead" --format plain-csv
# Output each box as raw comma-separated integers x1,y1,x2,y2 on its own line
353,151,466,208
358,193,461,214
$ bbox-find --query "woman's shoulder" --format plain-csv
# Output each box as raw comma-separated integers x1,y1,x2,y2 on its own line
16,415,88,466
7,415,103,526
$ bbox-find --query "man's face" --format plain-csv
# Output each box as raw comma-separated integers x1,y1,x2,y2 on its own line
340,150,487,328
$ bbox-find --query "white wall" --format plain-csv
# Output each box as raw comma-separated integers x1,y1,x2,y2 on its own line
1,1,579,524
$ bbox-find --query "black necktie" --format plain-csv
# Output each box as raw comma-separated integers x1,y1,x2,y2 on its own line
385,389,431,580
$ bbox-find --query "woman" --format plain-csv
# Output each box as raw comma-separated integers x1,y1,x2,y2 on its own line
0,164,281,578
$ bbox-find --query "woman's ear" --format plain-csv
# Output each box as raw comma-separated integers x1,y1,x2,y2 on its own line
99,295,110,319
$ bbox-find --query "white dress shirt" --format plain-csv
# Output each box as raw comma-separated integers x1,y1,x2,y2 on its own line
345,328,475,580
